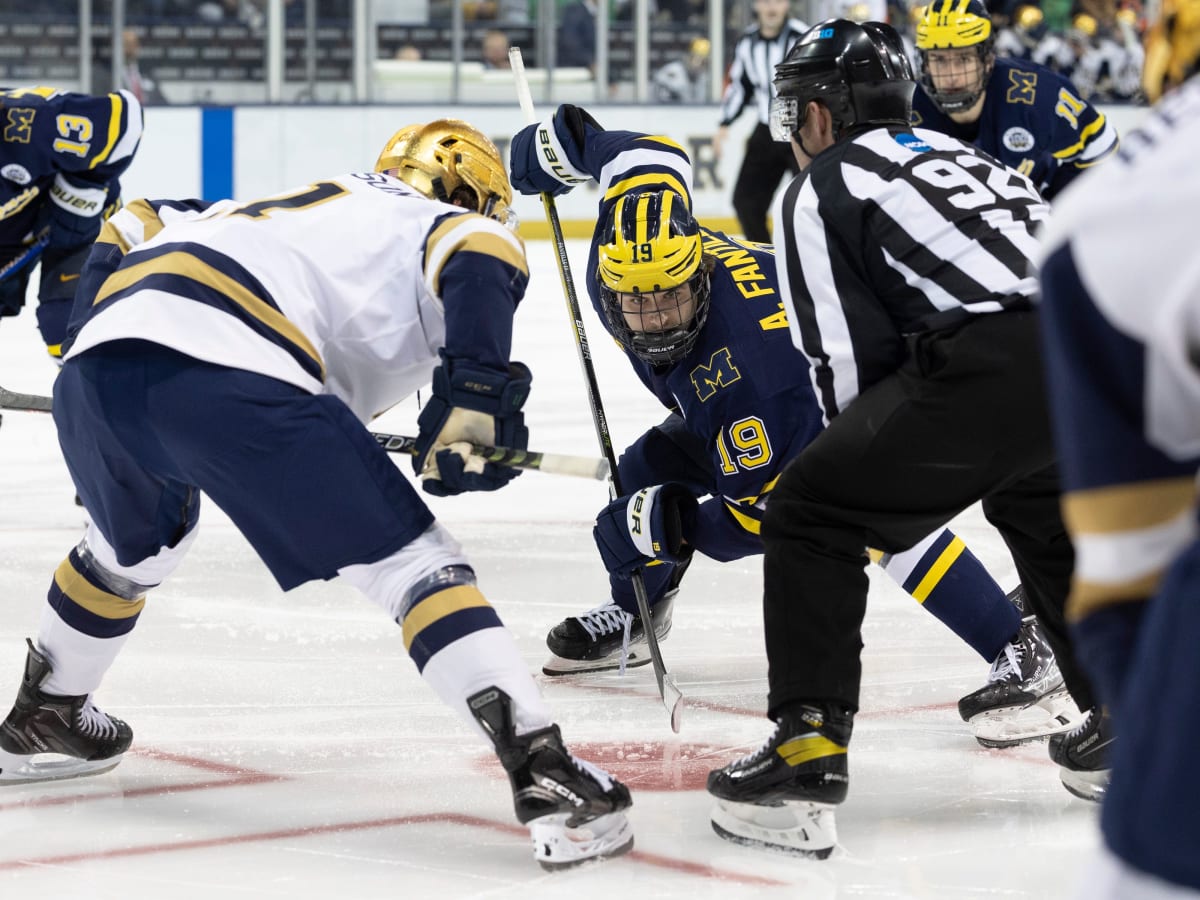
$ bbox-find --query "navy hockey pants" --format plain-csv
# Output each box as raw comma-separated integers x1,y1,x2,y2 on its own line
54,340,434,590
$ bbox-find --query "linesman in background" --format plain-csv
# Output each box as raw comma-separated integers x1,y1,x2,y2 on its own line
705,19,1096,857
1037,0,1200,892
715,0,807,242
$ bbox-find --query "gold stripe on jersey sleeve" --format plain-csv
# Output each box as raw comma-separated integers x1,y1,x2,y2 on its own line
1052,114,1107,161
94,250,325,379
635,135,687,154
724,500,762,535
53,557,146,620
424,214,528,296
604,172,690,204
90,92,124,168
96,199,166,251
1061,477,1195,535
1068,570,1162,621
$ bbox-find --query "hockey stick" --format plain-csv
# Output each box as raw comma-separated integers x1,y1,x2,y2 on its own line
509,47,684,733
0,230,51,285
372,431,607,480
0,386,606,480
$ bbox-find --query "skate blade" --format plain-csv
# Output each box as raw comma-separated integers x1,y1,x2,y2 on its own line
969,691,1080,748
0,747,125,785
1060,767,1109,803
529,811,634,870
541,650,653,677
709,798,837,859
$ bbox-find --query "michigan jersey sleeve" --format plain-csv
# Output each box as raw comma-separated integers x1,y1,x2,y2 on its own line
1036,80,1200,621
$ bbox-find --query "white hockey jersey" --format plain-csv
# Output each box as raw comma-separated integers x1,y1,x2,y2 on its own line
65,173,529,423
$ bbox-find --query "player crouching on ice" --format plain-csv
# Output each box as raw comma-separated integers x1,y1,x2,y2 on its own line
0,120,632,870
506,102,1077,758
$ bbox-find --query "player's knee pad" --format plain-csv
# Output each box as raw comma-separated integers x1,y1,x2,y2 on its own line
83,521,197,589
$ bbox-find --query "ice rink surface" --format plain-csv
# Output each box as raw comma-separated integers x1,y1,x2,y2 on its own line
0,239,1098,898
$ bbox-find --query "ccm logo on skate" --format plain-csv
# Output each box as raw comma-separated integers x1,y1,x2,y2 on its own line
538,776,584,807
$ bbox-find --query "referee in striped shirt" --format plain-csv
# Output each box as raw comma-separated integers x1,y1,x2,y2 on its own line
715,0,807,242
707,19,1094,852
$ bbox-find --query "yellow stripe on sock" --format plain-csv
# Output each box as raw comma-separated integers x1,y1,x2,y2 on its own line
401,585,492,652
53,557,145,620
910,536,965,603
776,734,848,767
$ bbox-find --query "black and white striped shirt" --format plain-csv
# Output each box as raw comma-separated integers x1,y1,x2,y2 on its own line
775,126,1049,424
718,18,808,127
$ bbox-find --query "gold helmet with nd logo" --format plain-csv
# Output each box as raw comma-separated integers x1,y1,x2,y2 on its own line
375,119,516,228
597,189,712,367
916,0,996,116
1143,0,1200,102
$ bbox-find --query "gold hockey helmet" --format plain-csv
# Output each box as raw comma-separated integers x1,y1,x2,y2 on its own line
1143,0,1200,101
375,119,515,225
915,0,996,114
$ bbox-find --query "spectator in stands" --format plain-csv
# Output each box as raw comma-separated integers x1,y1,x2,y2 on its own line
92,28,167,106
394,44,423,61
482,29,512,69
652,36,710,102
558,0,596,71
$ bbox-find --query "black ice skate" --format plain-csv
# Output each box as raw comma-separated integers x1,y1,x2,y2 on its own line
1048,706,1113,802
0,639,132,784
468,686,634,870
706,702,853,859
958,605,1078,748
542,589,676,676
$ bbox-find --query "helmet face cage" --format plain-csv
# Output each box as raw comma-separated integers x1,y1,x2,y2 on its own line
375,119,517,229
772,19,914,139
916,0,995,115
597,190,712,366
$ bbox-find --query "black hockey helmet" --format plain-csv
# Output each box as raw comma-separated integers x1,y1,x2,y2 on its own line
770,19,914,141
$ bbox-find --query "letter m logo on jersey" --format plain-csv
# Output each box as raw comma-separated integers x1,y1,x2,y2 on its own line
690,348,742,401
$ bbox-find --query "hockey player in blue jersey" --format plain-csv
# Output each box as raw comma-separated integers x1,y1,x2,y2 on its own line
1037,1,1200,891
0,120,634,869
913,0,1118,200
0,86,143,360
508,103,1077,750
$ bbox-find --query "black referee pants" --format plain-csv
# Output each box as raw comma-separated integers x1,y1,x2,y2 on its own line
732,123,799,244
760,311,1092,716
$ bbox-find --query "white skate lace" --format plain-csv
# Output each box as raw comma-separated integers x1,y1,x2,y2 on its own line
730,721,780,768
576,603,635,676
75,697,119,740
1065,707,1095,739
570,753,616,791
988,635,1026,684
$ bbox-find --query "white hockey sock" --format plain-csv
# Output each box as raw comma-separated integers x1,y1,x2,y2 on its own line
37,604,133,697
421,627,553,740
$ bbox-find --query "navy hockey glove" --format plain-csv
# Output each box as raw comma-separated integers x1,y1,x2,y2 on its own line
413,354,531,497
45,174,108,249
593,483,697,579
509,104,604,197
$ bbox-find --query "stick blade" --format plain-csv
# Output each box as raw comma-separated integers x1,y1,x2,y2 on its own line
663,674,684,733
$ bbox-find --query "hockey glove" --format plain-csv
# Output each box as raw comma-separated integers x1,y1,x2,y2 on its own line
593,483,697,579
509,104,604,197
45,174,109,249
413,353,531,497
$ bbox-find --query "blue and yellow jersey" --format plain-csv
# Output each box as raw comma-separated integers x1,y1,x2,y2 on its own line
912,57,1117,200
65,174,529,423
569,128,824,535
0,86,143,257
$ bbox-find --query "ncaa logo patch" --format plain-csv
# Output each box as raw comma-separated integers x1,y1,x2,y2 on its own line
1,164,31,185
894,133,932,153
1002,126,1035,152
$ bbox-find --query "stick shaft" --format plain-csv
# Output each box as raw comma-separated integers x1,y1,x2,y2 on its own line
509,49,683,731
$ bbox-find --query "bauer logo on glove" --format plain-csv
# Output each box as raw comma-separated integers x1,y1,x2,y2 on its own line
594,483,697,578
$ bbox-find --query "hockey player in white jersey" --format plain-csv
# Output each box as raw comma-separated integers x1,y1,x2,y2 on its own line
0,120,633,870
1038,1,1200,892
